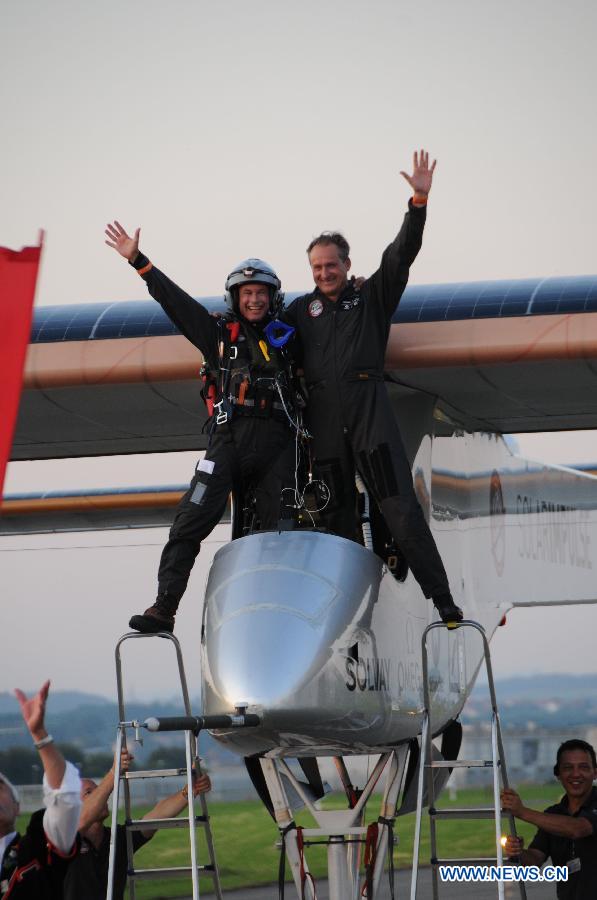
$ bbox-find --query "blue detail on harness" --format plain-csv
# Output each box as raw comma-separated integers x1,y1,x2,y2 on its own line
264,319,295,348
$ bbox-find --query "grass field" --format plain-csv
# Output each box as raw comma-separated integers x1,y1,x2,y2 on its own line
17,784,563,897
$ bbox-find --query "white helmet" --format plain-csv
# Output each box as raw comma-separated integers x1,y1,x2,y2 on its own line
224,258,282,315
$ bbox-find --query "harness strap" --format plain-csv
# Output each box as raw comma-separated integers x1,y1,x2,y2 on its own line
201,316,300,433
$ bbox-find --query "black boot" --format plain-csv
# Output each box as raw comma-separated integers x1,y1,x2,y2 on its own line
432,593,463,625
129,593,179,634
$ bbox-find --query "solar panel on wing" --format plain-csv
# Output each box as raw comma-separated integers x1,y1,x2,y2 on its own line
29,276,597,342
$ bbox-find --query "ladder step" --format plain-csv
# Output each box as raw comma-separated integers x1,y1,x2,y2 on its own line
124,767,188,779
428,759,498,768
130,864,216,881
430,807,500,820
126,815,208,831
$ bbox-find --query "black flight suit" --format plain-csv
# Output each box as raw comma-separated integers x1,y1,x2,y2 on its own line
283,202,451,601
131,253,296,608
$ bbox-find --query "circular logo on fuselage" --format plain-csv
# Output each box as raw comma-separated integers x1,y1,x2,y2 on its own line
308,299,324,318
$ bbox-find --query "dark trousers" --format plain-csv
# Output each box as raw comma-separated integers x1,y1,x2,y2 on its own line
157,417,295,602
308,383,451,600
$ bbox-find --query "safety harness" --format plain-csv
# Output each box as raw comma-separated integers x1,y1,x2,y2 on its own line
200,314,300,434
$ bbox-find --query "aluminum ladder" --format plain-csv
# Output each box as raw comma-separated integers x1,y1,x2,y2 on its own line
410,620,527,900
106,631,223,900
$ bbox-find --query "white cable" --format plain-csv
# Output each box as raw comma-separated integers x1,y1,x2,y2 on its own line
354,471,374,551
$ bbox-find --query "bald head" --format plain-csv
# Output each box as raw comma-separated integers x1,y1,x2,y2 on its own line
80,777,110,825
0,774,20,835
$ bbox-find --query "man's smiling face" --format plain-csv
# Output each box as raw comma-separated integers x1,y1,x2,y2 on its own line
308,242,351,302
237,283,270,322
558,749,597,803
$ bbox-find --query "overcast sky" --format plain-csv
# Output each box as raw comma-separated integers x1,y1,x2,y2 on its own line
2,0,597,704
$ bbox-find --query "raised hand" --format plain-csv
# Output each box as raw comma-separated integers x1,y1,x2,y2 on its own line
15,680,50,740
400,149,437,197
105,220,140,262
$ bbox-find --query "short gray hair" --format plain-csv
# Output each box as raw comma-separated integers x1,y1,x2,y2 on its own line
306,232,350,263
0,772,20,804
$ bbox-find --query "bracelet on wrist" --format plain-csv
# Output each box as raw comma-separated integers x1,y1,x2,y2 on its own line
34,734,54,750
412,193,428,207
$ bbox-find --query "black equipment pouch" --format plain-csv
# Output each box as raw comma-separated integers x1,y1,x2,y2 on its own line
253,384,274,418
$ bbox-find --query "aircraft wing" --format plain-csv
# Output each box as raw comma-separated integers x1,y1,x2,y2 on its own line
12,275,597,460
0,486,232,534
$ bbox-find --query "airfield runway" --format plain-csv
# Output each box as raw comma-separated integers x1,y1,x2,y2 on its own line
205,868,554,898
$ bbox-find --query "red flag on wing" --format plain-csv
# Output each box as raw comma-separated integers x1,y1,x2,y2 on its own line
0,235,43,498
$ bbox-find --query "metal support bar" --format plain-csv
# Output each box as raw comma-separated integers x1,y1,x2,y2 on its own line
126,815,207,830
264,751,407,900
371,744,408,899
144,712,260,732
131,865,215,881
261,757,316,899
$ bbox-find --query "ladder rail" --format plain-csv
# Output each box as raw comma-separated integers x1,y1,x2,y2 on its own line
410,620,527,900
106,724,124,900
410,714,428,900
114,634,138,900
185,727,201,900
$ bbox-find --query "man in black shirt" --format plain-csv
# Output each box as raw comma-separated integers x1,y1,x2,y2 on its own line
64,749,211,900
503,739,597,899
283,150,461,623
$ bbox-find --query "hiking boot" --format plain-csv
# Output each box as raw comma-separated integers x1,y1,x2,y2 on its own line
129,595,178,634
432,593,464,625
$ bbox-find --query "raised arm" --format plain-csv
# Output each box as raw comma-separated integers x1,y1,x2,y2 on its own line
139,772,212,840
105,220,219,362
502,788,594,841
78,748,133,832
15,681,81,854
368,150,436,318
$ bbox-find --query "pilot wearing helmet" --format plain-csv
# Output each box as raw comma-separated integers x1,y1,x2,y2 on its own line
105,221,298,634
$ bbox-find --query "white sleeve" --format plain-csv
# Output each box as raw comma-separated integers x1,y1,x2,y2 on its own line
42,760,81,855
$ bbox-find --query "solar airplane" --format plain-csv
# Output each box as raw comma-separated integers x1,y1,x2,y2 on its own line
8,273,597,898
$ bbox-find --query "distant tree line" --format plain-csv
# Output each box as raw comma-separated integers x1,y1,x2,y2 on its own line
0,744,189,783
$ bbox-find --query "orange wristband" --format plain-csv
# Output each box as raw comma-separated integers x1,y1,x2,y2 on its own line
137,261,153,276
412,194,428,207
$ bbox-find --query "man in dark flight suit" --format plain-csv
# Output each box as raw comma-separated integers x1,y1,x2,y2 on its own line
283,150,462,623
106,222,298,633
